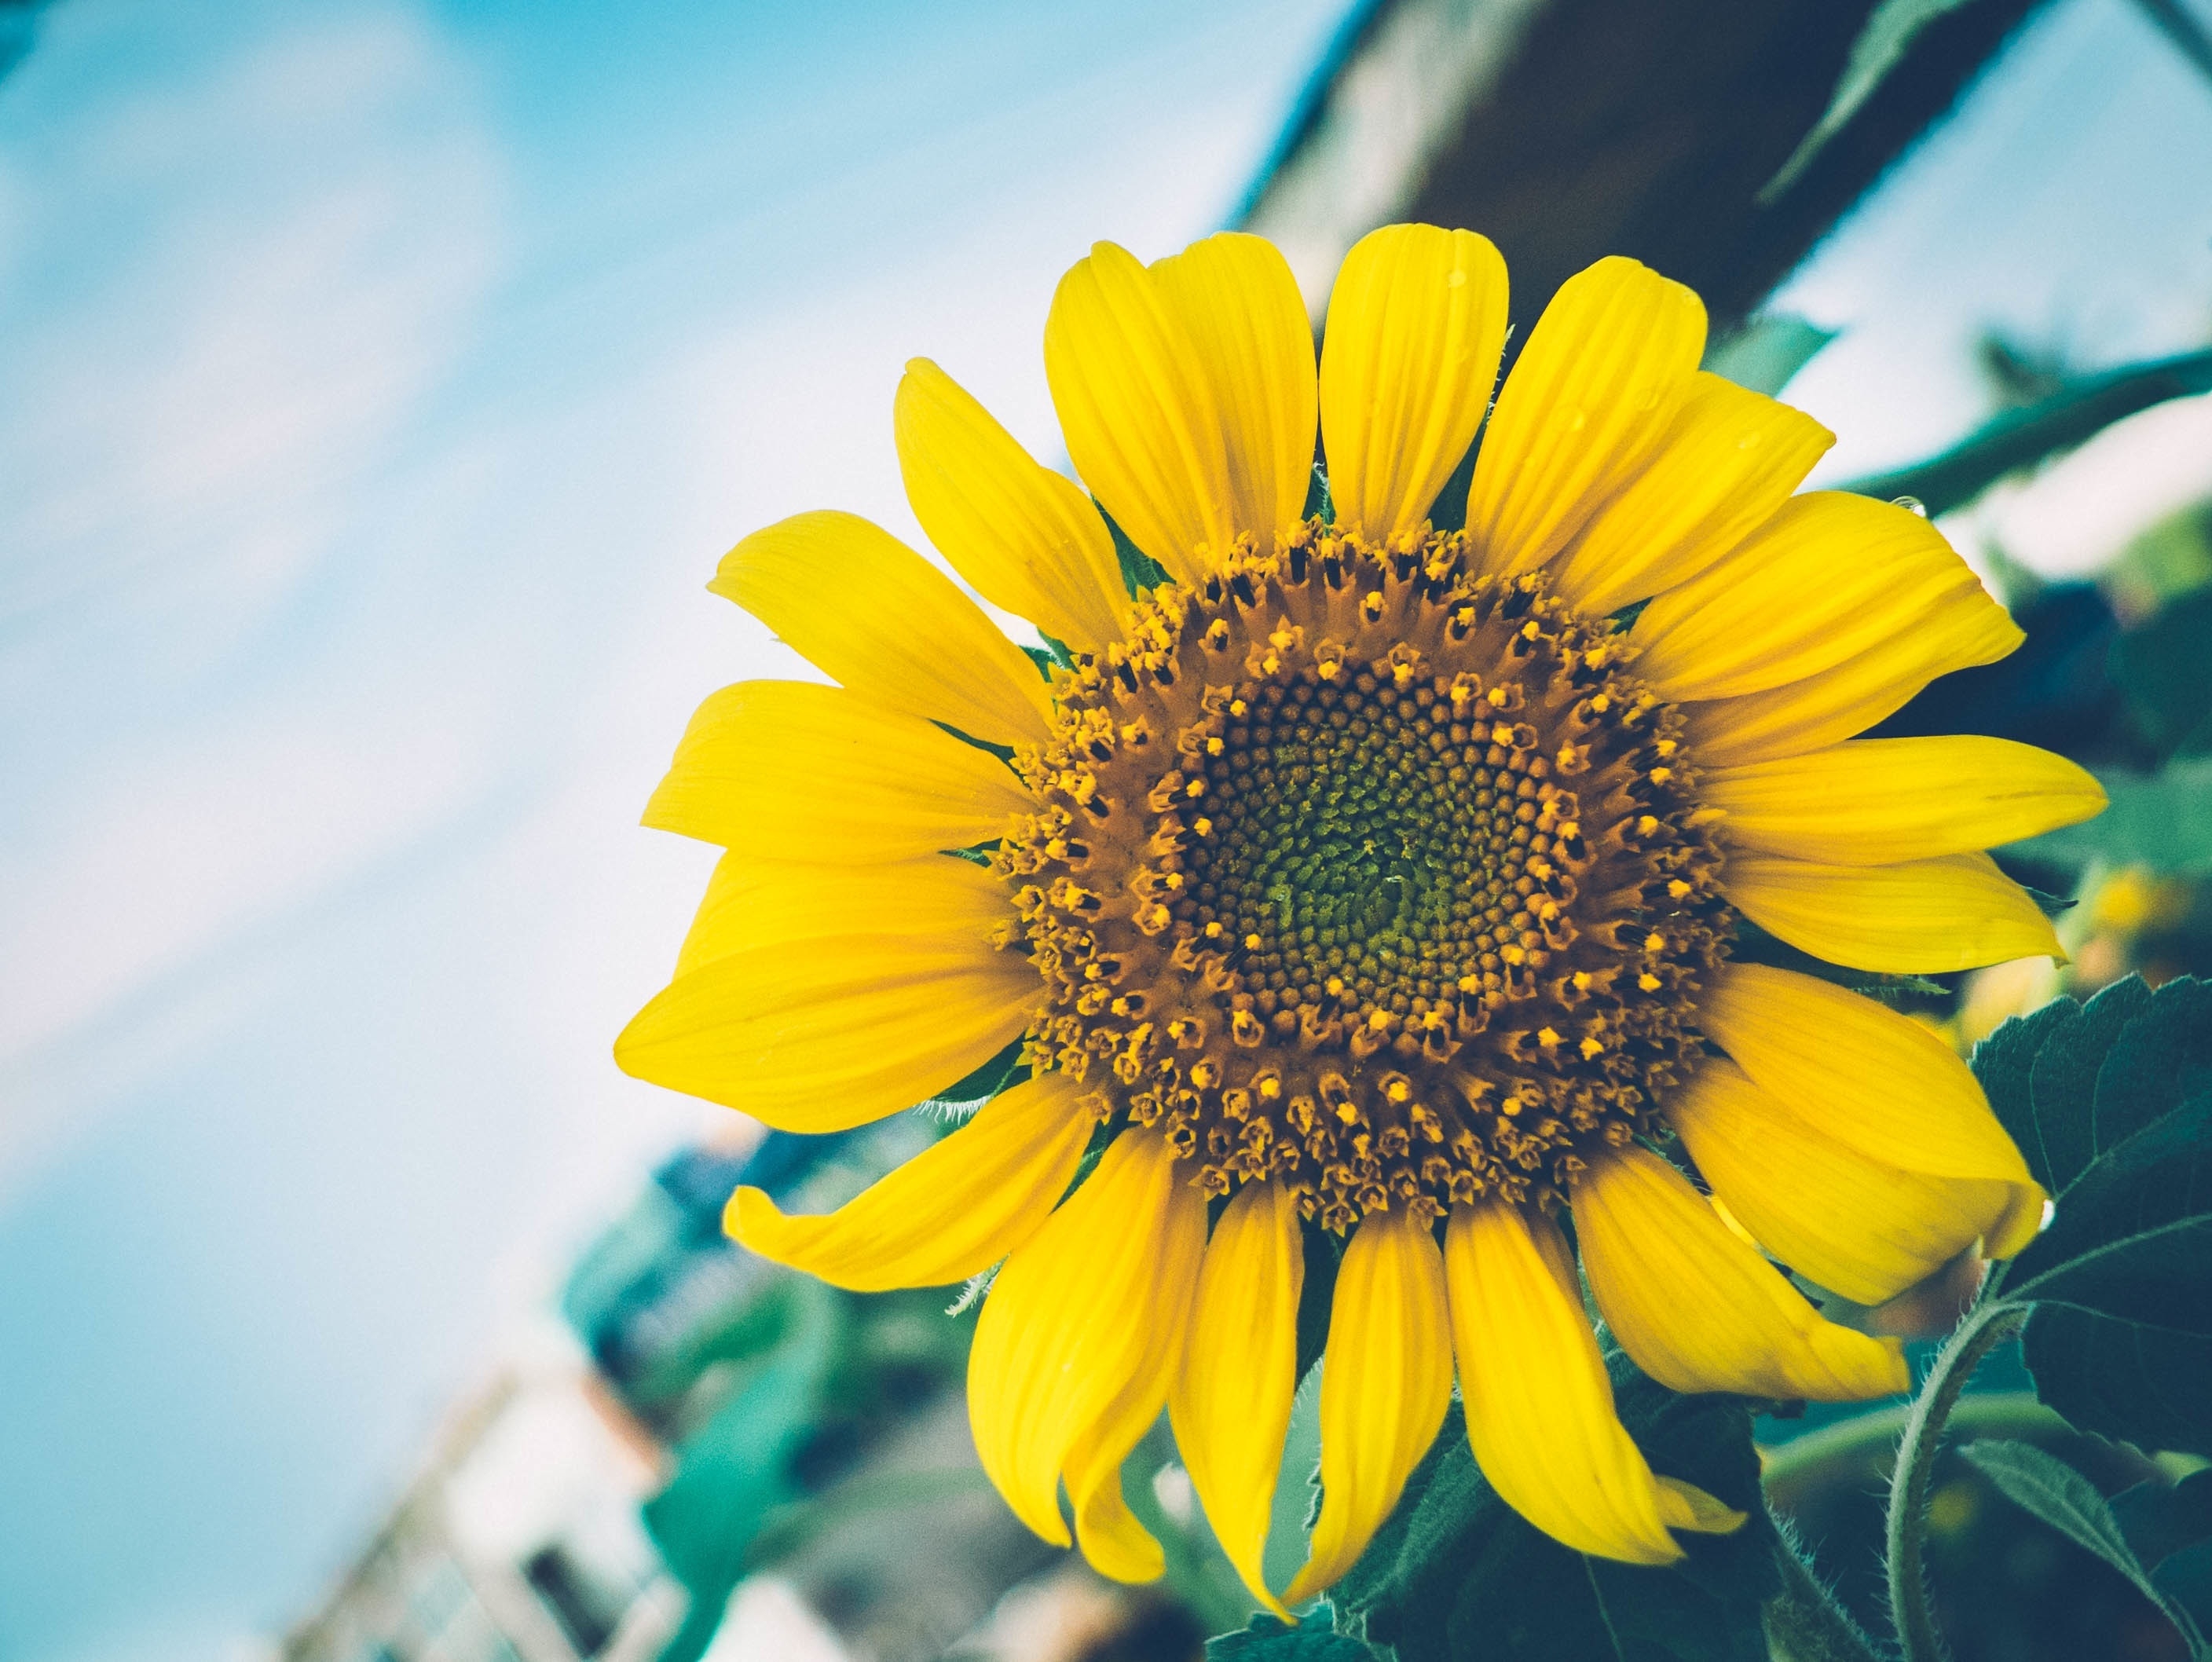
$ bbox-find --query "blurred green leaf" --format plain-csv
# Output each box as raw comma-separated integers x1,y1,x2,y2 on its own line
1838,348,2212,518
644,1279,841,1662
2005,759,2212,877
1327,1354,1775,1661
2116,588,2212,758
2112,1468,2212,1572
1959,1440,2208,1654
1703,315,1837,397
1760,0,1986,202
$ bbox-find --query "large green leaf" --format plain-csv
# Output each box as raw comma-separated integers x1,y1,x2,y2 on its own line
2004,1093,2212,1333
1839,348,2212,518
1327,1353,1776,1662
1760,0,1983,201
2111,1469,2212,1572
1975,977,2212,1458
643,1279,842,1661
1960,1440,2207,1657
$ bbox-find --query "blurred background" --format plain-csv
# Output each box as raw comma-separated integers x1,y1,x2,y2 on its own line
2,1,2209,1659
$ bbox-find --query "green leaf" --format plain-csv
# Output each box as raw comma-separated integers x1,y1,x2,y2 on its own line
643,1279,842,1659
2112,1469,2212,1571
2018,1309,2212,1460
1760,0,1983,202
1838,348,2212,518
1973,976,2151,1195
2005,758,2212,877
2118,588,2212,758
2004,1093,2212,1333
1974,977,2212,1456
1701,315,1837,397
1328,1352,1776,1661
1209,1613,1382,1660
2093,978,2212,1150
1959,1440,2208,1656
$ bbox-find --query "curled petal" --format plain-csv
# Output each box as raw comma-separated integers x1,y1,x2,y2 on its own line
1697,963,2045,1256
726,1073,1095,1290
968,1131,1207,1569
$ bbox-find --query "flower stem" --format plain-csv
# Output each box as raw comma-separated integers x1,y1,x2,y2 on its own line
1884,1300,2027,1662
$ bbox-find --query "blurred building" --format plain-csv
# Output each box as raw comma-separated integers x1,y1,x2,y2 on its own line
280,1361,682,1662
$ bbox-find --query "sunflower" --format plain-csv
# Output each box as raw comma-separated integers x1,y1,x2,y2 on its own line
617,225,2104,1607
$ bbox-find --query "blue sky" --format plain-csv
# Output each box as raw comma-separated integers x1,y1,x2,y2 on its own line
0,1,2206,1658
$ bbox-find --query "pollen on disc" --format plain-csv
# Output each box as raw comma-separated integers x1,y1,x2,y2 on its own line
994,522,1727,1232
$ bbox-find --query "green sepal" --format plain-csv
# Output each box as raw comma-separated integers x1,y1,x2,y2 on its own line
1326,1349,1777,1662
1208,1611,1382,1660
1095,496,1172,595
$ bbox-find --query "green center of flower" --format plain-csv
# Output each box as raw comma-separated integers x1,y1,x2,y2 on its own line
1174,664,1573,1038
996,521,1729,1230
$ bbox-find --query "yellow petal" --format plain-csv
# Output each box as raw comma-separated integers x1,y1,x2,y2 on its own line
712,510,1049,745
1697,965,2041,1233
1046,241,1231,586
676,851,1013,978
1574,1145,1910,1400
1319,224,1508,547
1465,256,1705,579
614,932,1038,1131
1544,373,1833,616
1151,232,1318,550
1170,1180,1303,1616
1702,736,2107,865
1684,585,2022,768
1725,848,2062,974
1635,494,1990,702
642,680,1031,861
1445,1203,1686,1565
1670,1056,2018,1305
894,359,1131,652
968,1129,1207,1561
724,1072,1095,1291
1284,1207,1452,1605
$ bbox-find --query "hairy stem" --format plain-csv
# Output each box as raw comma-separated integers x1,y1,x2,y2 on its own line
1764,1518,1886,1662
1885,1301,2027,1662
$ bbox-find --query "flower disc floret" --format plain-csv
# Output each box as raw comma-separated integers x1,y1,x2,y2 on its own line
998,519,1727,1229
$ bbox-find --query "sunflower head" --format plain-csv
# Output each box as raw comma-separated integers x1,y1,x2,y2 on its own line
618,224,2105,1610
1004,522,1727,1233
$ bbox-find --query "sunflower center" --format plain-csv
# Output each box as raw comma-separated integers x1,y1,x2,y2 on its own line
996,520,1728,1230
